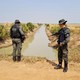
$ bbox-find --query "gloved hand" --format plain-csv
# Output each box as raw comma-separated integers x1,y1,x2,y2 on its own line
53,44,59,49
21,36,26,43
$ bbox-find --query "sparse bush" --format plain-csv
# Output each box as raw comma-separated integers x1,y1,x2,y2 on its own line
0,22,39,42
50,26,60,33
45,24,49,27
69,47,80,62
0,25,8,41
27,22,35,32
37,23,43,26
21,24,29,34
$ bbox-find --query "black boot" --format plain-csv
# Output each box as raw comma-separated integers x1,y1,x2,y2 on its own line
13,56,16,62
54,64,62,69
63,67,68,72
17,56,21,62
63,61,68,72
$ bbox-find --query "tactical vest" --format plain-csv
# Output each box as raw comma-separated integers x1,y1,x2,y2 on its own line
11,25,21,38
58,27,68,44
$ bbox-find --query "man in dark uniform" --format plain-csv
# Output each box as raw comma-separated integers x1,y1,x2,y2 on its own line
52,19,70,72
10,20,25,62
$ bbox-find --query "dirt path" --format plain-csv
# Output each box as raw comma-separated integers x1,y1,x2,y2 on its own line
0,60,80,80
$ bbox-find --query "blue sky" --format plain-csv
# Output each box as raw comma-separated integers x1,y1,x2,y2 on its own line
0,0,80,23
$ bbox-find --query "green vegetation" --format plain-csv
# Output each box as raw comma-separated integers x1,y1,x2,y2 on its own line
0,25,8,41
21,23,29,34
46,24,60,33
27,22,35,32
50,26,60,33
0,22,39,42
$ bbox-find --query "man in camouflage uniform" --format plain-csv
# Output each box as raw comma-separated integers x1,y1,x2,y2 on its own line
51,19,70,72
10,20,25,62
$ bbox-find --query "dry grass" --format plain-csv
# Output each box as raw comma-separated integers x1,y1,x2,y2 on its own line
68,25,80,62
0,54,46,63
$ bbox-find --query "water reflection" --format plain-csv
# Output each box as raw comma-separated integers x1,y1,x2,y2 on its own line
23,26,57,60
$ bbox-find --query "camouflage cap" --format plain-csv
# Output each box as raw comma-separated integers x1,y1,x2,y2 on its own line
59,19,67,24
15,20,20,24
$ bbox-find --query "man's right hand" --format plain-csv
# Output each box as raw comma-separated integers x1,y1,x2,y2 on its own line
21,36,26,43
49,36,54,41
53,43,58,49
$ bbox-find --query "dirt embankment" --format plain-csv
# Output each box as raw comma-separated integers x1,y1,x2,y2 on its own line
0,58,80,80
0,54,80,80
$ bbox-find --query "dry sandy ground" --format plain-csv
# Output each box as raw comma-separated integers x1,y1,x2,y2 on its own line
0,60,80,80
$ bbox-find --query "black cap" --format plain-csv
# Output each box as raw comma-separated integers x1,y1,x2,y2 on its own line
15,20,20,24
59,19,67,24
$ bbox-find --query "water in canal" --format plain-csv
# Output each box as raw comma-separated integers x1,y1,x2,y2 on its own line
23,26,57,60
0,26,57,60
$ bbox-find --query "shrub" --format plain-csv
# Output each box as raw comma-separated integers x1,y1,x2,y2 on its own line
50,26,60,33
27,22,35,32
0,25,8,41
0,22,38,42
21,24,29,34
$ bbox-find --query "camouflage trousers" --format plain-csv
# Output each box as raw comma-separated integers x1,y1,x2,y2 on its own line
12,38,22,57
58,45,68,67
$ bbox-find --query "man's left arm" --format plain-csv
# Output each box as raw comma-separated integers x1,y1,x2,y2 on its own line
19,26,26,42
19,26,25,36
